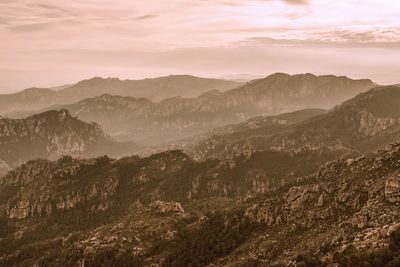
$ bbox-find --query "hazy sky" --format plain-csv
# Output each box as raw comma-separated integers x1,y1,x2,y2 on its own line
1,0,400,92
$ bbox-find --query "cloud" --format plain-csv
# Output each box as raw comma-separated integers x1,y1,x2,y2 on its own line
241,27,400,49
312,27,400,45
1,0,400,91
7,22,53,32
283,0,308,5
132,14,158,21
0,18,10,25
205,0,309,6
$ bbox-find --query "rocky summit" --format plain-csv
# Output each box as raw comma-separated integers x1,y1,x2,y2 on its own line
0,109,139,169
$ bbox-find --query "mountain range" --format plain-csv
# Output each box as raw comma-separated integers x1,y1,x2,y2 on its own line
171,85,400,160
0,75,241,115
5,73,376,146
0,72,399,267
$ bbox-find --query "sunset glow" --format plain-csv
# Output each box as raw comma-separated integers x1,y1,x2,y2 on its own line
1,0,400,91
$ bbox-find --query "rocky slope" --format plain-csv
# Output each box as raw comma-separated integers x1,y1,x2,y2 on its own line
7,74,375,146
0,158,10,177
0,109,139,169
186,85,400,160
0,75,241,114
218,141,400,266
0,136,399,266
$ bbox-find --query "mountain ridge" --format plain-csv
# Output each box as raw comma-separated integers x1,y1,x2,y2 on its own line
5,73,376,146
0,109,140,169
183,85,400,160
0,75,242,114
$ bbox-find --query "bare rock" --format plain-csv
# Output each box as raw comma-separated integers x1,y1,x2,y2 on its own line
385,175,400,202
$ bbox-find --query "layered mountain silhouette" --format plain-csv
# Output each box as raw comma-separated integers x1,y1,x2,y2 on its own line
183,85,400,159
6,73,375,145
0,109,139,169
0,72,399,267
0,75,241,114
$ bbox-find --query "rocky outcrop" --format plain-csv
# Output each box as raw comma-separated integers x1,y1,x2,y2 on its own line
1,156,119,219
385,175,400,203
235,142,400,265
0,109,139,168
150,201,184,215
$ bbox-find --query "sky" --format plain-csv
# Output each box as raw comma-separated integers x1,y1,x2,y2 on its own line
1,0,400,92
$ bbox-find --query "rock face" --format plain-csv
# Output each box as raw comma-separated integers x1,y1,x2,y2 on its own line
385,175,400,203
0,109,139,168
184,85,400,160
150,200,184,215
0,148,334,221
0,158,10,177
1,156,119,219
1,140,400,266
6,73,374,146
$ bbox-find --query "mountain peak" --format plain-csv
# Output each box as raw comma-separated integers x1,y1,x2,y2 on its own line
29,108,72,120
199,89,223,97
74,77,122,88
339,85,400,117
265,72,291,79
0,109,111,167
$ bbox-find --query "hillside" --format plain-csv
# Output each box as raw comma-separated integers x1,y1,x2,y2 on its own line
187,85,400,159
0,137,399,265
0,110,139,169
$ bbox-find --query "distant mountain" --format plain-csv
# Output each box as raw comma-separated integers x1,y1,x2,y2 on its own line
49,75,242,103
202,108,327,136
224,72,375,113
0,87,56,115
11,93,242,145
7,73,376,146
150,108,327,156
186,85,400,159
217,73,265,83
0,75,242,114
0,109,139,169
1,133,399,265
